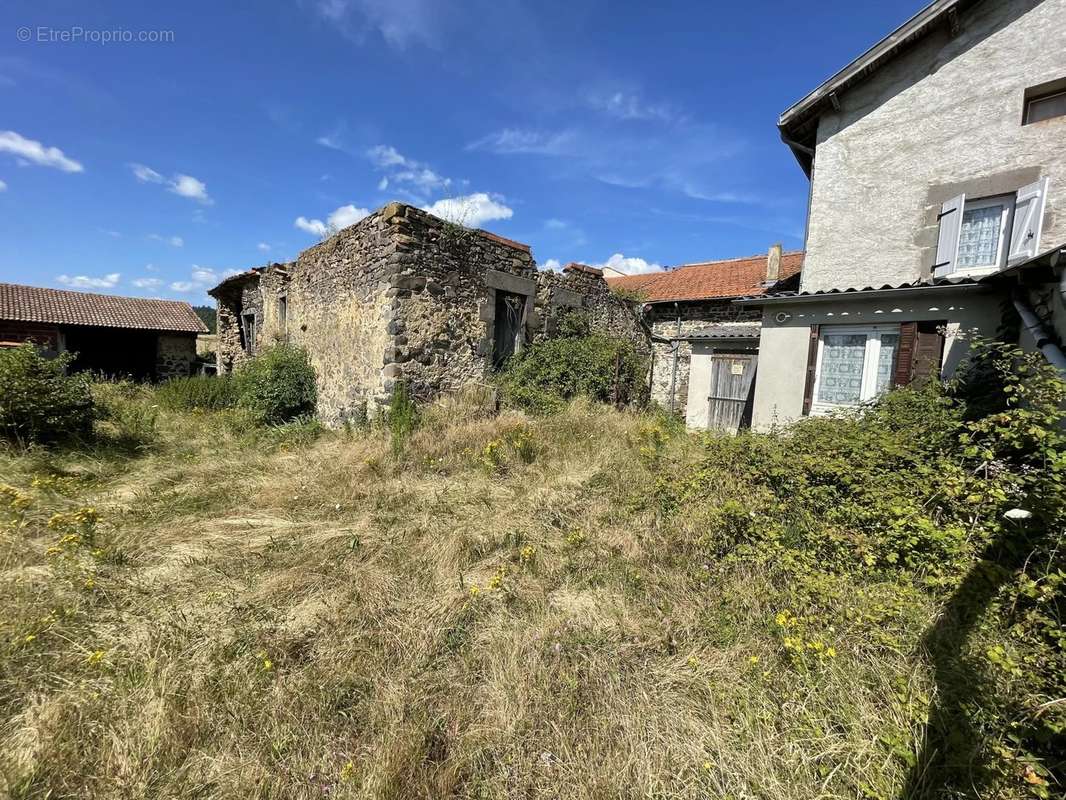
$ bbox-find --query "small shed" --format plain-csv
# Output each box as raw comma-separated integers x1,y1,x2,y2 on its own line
0,282,207,380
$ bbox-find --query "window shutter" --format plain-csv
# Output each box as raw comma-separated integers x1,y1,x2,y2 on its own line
912,321,945,383
894,322,917,386
1007,177,1049,264
933,194,965,278
894,320,945,385
801,325,819,416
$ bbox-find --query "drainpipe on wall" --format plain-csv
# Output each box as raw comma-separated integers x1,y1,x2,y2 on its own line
668,302,681,412
1012,287,1066,377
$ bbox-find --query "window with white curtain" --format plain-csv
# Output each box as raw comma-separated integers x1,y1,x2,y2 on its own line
957,195,1012,269
812,325,901,412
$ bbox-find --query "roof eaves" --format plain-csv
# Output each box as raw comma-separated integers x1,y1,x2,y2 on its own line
733,276,989,305
778,0,971,172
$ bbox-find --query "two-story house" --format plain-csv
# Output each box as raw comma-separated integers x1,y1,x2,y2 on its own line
746,0,1066,429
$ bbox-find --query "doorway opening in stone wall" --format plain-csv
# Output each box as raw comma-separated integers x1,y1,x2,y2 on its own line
704,350,758,433
492,291,525,370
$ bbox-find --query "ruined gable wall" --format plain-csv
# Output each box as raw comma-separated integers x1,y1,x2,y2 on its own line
259,209,398,425
381,205,539,401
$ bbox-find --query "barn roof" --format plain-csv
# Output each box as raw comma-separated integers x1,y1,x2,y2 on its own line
0,282,207,333
606,251,803,303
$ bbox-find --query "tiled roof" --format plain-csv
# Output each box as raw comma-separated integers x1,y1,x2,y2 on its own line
0,283,207,333
606,251,803,302
686,324,762,340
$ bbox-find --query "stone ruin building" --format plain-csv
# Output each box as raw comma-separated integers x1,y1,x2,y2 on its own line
209,202,646,424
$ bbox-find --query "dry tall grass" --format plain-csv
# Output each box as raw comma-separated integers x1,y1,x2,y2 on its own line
1,394,937,799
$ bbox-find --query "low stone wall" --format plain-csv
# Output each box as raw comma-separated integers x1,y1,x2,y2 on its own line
156,334,198,380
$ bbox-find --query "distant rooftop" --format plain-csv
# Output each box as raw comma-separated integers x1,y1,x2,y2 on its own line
606,251,803,303
0,282,207,333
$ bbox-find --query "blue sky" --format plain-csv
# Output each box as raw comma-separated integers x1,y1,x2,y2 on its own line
0,0,925,304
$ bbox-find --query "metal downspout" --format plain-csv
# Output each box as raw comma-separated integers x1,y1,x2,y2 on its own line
1012,288,1066,376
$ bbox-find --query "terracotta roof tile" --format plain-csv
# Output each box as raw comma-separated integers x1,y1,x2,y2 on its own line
606,251,803,302
0,283,207,333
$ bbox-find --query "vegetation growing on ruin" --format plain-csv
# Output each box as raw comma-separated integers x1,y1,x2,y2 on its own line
0,339,1062,799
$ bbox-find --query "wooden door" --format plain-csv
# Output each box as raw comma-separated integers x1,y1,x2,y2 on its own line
706,353,757,433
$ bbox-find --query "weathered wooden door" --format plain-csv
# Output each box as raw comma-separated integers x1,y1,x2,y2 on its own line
492,291,525,370
706,353,757,433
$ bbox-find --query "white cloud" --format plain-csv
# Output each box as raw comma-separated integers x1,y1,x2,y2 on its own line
0,130,83,172
169,173,212,204
541,258,563,272
130,164,213,204
422,192,513,227
58,272,120,289
0,179,6,192
590,253,662,276
130,162,164,183
466,128,576,156
366,144,449,196
295,216,327,237
132,277,162,289
313,0,442,49
545,218,567,230
592,91,677,123
170,265,240,293
257,242,271,252
294,203,371,237
316,133,344,150
148,233,184,247
368,144,410,168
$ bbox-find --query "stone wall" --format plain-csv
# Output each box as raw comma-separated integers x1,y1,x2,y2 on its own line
646,300,762,414
155,334,198,380
212,202,649,425
801,0,1065,293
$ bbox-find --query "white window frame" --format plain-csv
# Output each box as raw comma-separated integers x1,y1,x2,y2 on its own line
956,194,1014,274
810,324,901,415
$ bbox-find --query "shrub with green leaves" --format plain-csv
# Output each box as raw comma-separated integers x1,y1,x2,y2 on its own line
655,337,1066,795
234,344,317,424
0,344,94,443
156,374,238,412
499,334,647,414
386,381,419,455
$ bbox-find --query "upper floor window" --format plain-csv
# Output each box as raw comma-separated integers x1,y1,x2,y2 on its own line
1024,79,1066,125
933,178,1049,277
278,296,287,331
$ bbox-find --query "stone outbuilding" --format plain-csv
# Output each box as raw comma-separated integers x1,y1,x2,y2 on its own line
606,246,803,431
0,282,206,380
210,203,646,424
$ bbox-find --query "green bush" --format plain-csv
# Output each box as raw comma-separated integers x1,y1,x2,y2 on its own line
234,344,317,424
655,338,1066,793
157,374,238,411
499,334,647,414
0,344,94,443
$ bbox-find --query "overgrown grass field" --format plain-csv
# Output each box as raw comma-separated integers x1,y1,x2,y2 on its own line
1,356,1063,798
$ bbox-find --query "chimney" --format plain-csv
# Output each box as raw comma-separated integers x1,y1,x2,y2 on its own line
765,243,782,284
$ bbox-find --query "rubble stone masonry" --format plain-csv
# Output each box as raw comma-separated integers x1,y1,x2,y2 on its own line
212,203,648,425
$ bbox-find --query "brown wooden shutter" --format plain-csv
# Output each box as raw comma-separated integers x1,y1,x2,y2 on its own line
894,320,945,385
912,320,946,384
894,322,917,387
801,324,819,416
